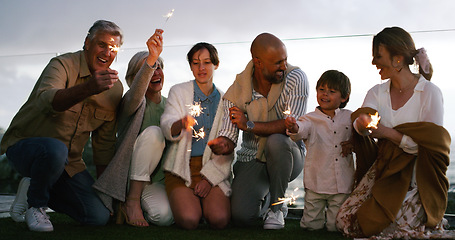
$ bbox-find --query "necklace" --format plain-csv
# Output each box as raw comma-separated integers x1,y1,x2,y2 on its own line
394,76,418,93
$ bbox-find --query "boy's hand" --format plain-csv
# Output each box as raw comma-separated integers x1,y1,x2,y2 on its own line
340,140,354,157
284,116,299,133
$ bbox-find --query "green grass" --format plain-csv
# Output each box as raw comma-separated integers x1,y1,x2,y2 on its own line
0,213,347,240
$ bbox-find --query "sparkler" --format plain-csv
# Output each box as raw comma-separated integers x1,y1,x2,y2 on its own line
188,102,206,141
366,112,381,131
283,107,291,118
109,45,120,53
108,38,120,62
109,37,120,53
188,102,204,117
283,104,292,118
271,188,300,206
162,9,175,29
192,127,206,141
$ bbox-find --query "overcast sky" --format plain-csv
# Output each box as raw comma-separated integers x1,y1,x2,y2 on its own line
1,0,454,142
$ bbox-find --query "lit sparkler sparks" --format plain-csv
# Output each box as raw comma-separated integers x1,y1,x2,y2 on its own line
109,38,120,53
271,188,300,206
108,38,120,62
188,102,206,141
162,9,175,29
283,108,291,117
192,127,206,141
188,102,204,117
366,112,381,130
109,45,120,53
283,104,291,118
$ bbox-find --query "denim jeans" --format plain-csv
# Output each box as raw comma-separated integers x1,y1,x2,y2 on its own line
7,137,110,225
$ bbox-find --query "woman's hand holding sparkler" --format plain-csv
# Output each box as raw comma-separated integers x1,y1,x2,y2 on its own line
356,112,406,146
354,113,372,134
171,115,196,136
355,112,386,138
284,116,299,134
146,29,164,66
182,115,197,130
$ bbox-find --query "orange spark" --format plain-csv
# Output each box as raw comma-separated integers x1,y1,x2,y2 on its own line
366,112,381,129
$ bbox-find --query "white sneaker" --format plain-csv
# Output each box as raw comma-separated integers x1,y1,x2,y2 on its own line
25,207,54,232
263,208,285,230
281,204,288,218
10,177,30,222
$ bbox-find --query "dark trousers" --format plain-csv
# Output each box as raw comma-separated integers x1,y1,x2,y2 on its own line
7,137,110,225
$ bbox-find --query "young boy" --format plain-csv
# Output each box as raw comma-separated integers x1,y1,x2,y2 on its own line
285,70,354,232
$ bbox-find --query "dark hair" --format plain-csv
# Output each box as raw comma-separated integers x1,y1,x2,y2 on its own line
316,70,351,109
187,42,219,66
373,26,432,80
84,20,123,49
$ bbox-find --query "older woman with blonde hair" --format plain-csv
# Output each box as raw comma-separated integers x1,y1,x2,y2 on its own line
93,29,173,227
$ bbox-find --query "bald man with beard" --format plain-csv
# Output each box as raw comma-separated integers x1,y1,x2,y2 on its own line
208,33,309,229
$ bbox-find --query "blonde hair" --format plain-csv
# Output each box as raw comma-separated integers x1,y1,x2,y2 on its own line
125,51,164,87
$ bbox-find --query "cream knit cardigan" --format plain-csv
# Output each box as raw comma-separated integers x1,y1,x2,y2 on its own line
160,81,233,196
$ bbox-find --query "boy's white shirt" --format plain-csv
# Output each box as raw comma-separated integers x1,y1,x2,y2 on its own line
288,107,355,194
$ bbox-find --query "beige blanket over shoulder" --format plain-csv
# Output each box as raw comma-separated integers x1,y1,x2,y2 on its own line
223,60,298,162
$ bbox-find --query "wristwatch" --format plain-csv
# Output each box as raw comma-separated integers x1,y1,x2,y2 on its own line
246,121,255,131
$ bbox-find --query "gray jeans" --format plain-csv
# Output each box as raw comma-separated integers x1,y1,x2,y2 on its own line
231,134,304,226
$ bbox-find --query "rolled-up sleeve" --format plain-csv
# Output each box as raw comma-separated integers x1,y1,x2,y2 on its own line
217,99,239,144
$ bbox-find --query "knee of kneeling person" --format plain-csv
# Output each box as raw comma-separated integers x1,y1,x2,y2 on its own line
209,216,229,229
84,210,110,226
145,207,174,226
231,209,257,227
158,213,174,226
177,215,200,230
137,126,165,145
265,134,292,152
45,140,69,169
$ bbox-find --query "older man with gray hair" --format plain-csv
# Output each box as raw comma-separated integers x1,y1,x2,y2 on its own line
1,20,124,232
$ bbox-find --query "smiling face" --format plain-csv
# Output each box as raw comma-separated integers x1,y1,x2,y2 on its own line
190,48,218,85
146,60,164,95
84,31,121,73
316,84,348,116
372,44,400,80
257,45,288,84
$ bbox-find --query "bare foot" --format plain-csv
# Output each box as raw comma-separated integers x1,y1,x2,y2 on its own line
124,199,149,227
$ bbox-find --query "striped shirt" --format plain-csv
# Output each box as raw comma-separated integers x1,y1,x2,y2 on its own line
218,68,309,162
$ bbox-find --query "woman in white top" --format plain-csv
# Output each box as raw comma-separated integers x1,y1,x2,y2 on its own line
336,27,453,239
160,42,233,230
